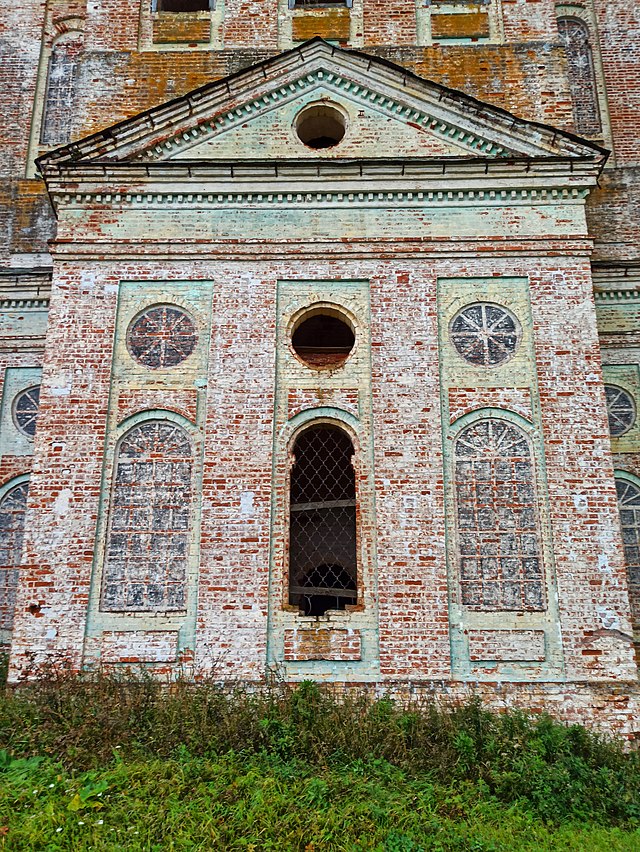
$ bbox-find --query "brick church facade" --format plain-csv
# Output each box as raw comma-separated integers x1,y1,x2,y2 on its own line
2,1,640,735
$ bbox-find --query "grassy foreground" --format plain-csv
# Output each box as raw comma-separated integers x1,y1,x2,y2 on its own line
0,662,639,850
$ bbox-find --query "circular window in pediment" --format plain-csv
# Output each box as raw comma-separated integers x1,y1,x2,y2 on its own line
295,103,347,150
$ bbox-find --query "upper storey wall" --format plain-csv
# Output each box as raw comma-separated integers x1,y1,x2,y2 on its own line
2,0,638,260
592,0,640,165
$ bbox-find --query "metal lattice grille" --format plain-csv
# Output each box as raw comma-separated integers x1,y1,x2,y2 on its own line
454,420,545,611
0,482,28,631
289,425,357,616
101,422,192,612
605,385,636,437
616,478,640,638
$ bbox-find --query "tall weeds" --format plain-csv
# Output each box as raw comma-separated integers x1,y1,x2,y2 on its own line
1,660,639,825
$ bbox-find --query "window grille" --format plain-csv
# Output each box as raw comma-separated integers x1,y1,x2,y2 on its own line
127,305,197,369
605,385,636,437
0,482,29,632
41,40,83,146
101,421,193,612
615,478,640,636
450,303,519,366
454,419,545,611
289,424,357,616
557,17,601,136
12,386,40,438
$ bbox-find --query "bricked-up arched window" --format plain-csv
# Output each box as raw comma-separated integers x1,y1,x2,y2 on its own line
615,477,640,640
289,424,357,616
454,419,545,611
557,17,601,136
101,421,193,612
41,37,83,146
0,481,29,632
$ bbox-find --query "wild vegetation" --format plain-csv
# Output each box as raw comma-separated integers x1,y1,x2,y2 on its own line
0,657,639,850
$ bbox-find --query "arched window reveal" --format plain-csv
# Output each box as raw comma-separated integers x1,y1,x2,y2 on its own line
289,424,357,616
615,478,640,638
0,482,29,632
454,420,545,611
41,37,83,146
557,17,601,136
101,421,193,612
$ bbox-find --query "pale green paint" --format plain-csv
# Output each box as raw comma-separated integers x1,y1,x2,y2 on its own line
0,367,42,459
267,278,381,680
84,281,214,669
437,276,564,681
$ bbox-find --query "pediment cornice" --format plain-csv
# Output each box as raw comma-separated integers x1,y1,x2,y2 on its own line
37,38,607,178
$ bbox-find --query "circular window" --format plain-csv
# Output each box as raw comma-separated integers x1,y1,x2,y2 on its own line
127,305,197,369
605,384,636,436
291,308,355,369
295,103,346,150
450,302,520,366
13,385,40,437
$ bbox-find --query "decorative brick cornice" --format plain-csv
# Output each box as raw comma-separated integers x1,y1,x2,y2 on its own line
36,38,607,173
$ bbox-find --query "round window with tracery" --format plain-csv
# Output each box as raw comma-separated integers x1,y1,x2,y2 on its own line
605,384,636,436
450,302,520,366
127,305,197,369
13,386,40,437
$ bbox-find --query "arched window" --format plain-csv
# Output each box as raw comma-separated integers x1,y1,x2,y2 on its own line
101,421,193,612
557,17,601,136
615,477,640,638
41,36,83,146
289,424,357,616
454,419,545,611
0,481,29,632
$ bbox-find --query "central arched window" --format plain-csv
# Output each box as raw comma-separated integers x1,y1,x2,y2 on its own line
454,419,545,611
101,420,193,612
289,424,357,616
0,481,29,632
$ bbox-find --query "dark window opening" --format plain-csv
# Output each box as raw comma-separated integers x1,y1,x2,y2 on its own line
292,310,355,368
289,425,357,617
295,104,346,149
291,1,351,8
155,0,212,12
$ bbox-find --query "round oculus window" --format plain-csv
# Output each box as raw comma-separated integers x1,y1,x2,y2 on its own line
13,385,40,437
450,302,520,366
605,384,636,436
127,305,197,369
295,103,346,150
291,309,355,369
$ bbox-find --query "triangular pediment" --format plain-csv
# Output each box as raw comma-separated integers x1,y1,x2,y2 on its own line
37,38,606,174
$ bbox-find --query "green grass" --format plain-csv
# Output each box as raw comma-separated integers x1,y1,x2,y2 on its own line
1,662,639,850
